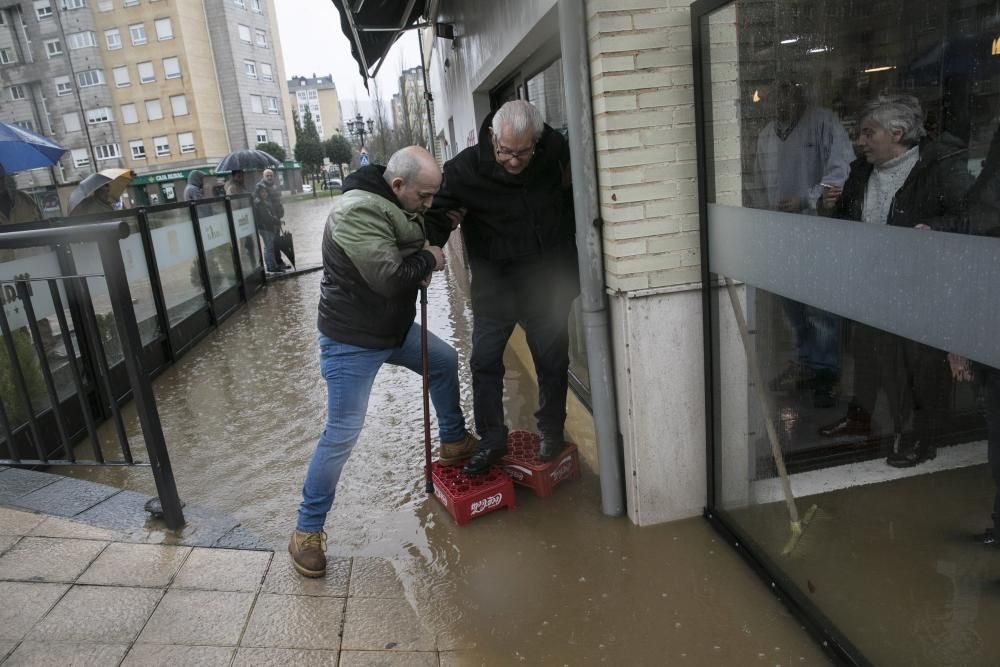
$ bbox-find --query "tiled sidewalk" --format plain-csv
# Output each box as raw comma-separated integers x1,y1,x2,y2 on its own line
0,506,453,666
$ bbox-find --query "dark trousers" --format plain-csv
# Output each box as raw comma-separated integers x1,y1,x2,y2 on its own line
470,303,572,451
983,367,1000,528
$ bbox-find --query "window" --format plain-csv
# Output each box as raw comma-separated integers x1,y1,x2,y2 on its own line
77,70,104,87
71,148,89,168
129,23,146,45
308,90,318,99
178,131,194,153
233,0,245,8
123,0,138,5
94,143,120,160
9,85,25,100
145,98,162,120
55,76,71,95
97,0,112,10
34,1,52,20
153,135,169,157
256,129,267,143
120,103,138,124
129,139,145,159
265,96,279,114
62,112,81,133
154,17,172,40
0,48,12,65
238,24,251,43
86,107,112,125
67,31,97,49
272,129,283,147
244,60,256,79
62,0,86,9
296,90,308,100
44,39,63,58
260,63,273,82
250,94,262,113
251,0,261,12
137,61,155,84
113,65,130,87
255,28,267,47
163,56,180,79
12,120,34,132
105,28,121,50
169,94,187,116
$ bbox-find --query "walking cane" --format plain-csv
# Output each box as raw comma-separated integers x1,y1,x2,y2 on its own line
421,285,434,494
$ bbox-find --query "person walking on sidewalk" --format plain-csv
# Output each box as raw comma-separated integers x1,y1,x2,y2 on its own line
425,100,579,475
289,146,478,578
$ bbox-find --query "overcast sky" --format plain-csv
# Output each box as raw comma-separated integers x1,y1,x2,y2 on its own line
273,0,422,119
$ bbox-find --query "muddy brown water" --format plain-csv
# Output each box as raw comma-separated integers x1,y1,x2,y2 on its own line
63,198,827,664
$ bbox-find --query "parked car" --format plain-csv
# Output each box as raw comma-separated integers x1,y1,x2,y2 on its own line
322,178,342,190
302,183,313,194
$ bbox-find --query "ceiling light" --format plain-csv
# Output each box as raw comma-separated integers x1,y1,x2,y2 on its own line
807,47,829,54
780,37,799,45
864,65,896,73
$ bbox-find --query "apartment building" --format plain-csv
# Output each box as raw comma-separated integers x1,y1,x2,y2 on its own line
0,0,294,211
390,65,428,147
287,73,343,140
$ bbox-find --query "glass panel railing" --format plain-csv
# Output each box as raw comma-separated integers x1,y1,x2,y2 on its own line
194,202,238,298
145,206,209,327
231,196,261,279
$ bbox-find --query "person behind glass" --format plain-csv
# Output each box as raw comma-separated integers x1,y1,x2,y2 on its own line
819,94,971,467
253,169,284,273
183,169,205,201
0,166,41,225
751,80,855,407
224,170,247,196
288,146,478,578
69,183,115,216
425,100,579,475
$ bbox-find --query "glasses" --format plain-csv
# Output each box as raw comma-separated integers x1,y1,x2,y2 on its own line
493,137,536,162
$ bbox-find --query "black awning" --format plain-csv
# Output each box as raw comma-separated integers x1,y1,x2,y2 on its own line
331,0,427,87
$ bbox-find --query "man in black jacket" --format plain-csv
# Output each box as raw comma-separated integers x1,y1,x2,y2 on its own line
289,146,478,578
426,100,579,475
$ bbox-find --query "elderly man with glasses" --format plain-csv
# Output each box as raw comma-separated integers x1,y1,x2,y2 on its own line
426,99,579,475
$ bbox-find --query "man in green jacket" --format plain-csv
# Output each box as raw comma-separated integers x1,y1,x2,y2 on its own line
289,146,478,578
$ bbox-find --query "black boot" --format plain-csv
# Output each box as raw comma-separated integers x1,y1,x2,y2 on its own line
538,434,564,462
886,437,936,468
462,447,506,475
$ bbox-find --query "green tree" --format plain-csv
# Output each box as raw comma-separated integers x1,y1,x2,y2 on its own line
324,134,353,179
294,107,324,188
255,142,286,163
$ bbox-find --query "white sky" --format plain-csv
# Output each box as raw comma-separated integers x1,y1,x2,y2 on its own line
273,0,422,120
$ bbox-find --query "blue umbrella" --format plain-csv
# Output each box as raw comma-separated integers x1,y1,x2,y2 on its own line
0,121,66,172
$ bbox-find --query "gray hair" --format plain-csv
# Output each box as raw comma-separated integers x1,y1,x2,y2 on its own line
491,100,544,141
861,94,926,146
384,146,427,184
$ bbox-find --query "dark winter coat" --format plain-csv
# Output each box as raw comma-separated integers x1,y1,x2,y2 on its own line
252,182,282,233
425,112,578,319
316,165,438,349
831,133,972,230
183,170,205,202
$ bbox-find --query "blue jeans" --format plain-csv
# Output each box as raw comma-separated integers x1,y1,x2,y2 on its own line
296,326,468,532
782,298,840,373
259,229,278,271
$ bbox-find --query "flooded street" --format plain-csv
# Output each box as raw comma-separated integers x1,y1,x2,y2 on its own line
64,197,827,664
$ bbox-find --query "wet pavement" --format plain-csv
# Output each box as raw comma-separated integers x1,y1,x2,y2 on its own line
12,197,830,664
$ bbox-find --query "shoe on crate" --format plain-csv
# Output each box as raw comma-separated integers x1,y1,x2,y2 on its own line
439,432,479,466
462,447,506,475
538,434,564,462
288,530,327,578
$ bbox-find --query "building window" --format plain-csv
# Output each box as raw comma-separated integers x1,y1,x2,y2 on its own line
120,102,138,124
77,69,105,87
129,139,145,159
233,0,245,8
169,94,187,116
178,131,194,153
296,90,308,100
105,28,121,49
113,65,130,87
250,94,262,113
256,129,267,143
153,135,169,157
145,98,163,120
0,48,12,65
44,39,63,58
154,17,172,40
255,28,267,47
62,0,87,9
55,76,71,95
67,31,97,49
12,120,34,132
244,60,256,79
137,61,155,84
129,23,147,45
260,62,273,82
97,0,112,10
34,1,53,20
163,56,180,79
86,107,112,125
94,143,120,160
251,0,261,12
272,128,283,147
123,0,138,6
238,24,251,43
308,90,318,100
9,85,25,100
71,148,90,168
265,96,279,114
62,112,81,133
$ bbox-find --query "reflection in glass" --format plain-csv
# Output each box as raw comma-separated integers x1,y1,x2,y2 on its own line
195,202,238,297
231,197,261,278
146,206,208,326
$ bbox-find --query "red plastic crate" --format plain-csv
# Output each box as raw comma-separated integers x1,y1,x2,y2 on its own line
429,461,516,526
500,430,581,497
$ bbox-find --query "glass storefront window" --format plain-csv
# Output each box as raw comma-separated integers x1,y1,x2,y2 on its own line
230,196,261,279
146,206,209,326
194,202,238,297
698,1,1000,663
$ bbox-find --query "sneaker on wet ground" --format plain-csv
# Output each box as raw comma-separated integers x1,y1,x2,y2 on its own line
438,432,480,466
289,529,327,577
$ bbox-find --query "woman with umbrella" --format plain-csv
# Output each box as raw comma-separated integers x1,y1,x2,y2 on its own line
68,169,134,217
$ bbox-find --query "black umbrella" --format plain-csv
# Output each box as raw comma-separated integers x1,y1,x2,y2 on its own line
215,149,280,174
276,228,295,268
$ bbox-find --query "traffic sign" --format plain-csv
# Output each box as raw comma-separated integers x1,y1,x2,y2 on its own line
359,153,370,166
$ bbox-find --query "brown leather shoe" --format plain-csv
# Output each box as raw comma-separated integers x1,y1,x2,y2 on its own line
818,411,872,438
438,432,479,466
288,530,327,578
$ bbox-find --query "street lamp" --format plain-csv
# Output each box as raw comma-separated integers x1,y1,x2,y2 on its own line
346,113,375,148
